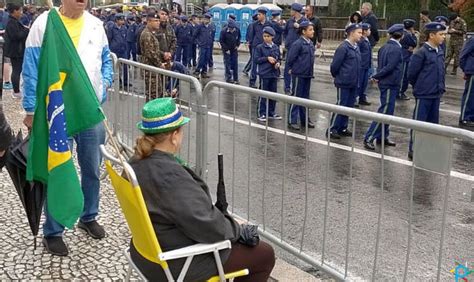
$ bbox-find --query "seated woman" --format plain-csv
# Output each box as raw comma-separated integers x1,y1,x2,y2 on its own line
129,98,275,281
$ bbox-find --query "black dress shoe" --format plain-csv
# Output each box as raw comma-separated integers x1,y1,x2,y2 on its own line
364,140,375,150
302,121,315,129
200,73,210,78
397,93,410,100
288,124,300,131
226,80,234,84
459,120,474,128
376,139,396,146
340,129,353,137
326,131,341,139
78,220,106,239
408,151,413,161
358,100,371,106
43,237,69,256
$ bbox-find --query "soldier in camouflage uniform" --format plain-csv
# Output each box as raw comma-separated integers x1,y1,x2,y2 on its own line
155,8,177,65
418,10,431,48
445,13,467,75
140,12,163,101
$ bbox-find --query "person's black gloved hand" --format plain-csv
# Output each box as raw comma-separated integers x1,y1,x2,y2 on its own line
238,224,260,247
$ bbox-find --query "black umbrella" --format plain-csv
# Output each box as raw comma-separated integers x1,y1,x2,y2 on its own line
215,154,228,214
5,131,46,249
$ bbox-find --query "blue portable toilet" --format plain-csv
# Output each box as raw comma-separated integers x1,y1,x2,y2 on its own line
240,4,259,43
209,3,227,41
225,3,243,22
258,4,282,21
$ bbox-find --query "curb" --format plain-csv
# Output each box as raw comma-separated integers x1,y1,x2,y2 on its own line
270,257,322,282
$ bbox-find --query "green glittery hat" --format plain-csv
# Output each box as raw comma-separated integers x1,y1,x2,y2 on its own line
137,98,190,134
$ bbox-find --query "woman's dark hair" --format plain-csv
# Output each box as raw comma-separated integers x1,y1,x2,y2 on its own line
391,32,403,40
350,11,362,23
6,3,21,14
298,25,312,35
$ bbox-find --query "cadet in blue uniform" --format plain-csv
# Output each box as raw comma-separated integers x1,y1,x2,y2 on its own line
398,19,417,100
434,16,448,51
459,36,474,127
363,24,405,150
208,18,216,69
220,19,241,84
107,13,129,86
193,14,215,78
327,23,362,139
286,21,315,130
126,14,138,61
243,13,259,76
175,15,193,67
247,8,271,88
407,22,447,160
254,26,282,121
190,15,199,67
357,23,372,107
283,3,307,94
270,11,285,47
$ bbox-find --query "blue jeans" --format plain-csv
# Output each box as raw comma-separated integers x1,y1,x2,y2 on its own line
126,42,137,61
176,44,191,66
43,122,106,237
196,47,211,73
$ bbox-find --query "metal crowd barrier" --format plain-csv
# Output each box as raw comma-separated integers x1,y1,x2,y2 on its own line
103,58,207,178
201,81,474,281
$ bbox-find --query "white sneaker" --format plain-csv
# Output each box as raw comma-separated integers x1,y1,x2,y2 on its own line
269,114,282,120
11,92,23,99
257,115,267,122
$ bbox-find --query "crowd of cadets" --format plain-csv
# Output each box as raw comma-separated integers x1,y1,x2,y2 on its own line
95,4,473,160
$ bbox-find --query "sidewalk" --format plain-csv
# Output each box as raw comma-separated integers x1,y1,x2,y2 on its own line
0,95,324,280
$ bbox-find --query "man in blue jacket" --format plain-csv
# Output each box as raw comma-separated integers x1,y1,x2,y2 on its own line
126,14,138,61
220,19,241,84
193,13,215,78
327,23,362,139
175,15,193,67
107,13,129,86
243,13,258,76
398,19,417,100
190,15,199,67
356,23,372,107
283,3,307,94
459,36,474,128
270,11,285,48
407,22,447,160
247,8,271,88
363,24,404,150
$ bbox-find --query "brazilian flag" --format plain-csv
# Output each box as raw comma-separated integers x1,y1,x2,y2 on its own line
27,9,105,228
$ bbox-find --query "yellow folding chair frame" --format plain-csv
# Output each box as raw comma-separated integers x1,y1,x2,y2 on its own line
100,145,248,282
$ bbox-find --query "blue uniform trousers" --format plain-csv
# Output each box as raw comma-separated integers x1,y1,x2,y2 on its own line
283,50,292,92
288,76,312,125
249,49,258,87
243,46,252,73
329,87,358,133
258,77,278,117
126,42,137,61
409,98,441,152
460,75,474,122
196,47,211,73
208,50,214,68
223,49,238,82
399,61,410,95
364,87,399,142
191,44,197,66
176,44,191,66
357,68,369,102
116,52,129,85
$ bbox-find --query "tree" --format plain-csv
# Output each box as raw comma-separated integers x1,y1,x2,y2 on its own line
420,0,431,10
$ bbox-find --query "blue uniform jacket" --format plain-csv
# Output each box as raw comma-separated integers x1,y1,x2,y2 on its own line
371,39,403,88
460,37,474,75
247,20,271,48
107,24,127,55
270,20,284,46
176,23,193,46
286,37,315,78
126,22,138,43
283,17,307,49
254,42,281,78
407,43,445,99
359,37,372,70
219,27,241,51
331,40,361,88
400,30,417,62
193,23,215,48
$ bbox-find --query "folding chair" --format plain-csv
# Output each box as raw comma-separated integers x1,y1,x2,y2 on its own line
100,145,249,282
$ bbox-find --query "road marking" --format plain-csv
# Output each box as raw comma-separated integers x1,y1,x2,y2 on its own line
113,90,473,182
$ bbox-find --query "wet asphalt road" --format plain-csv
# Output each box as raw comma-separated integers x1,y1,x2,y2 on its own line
105,54,473,280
